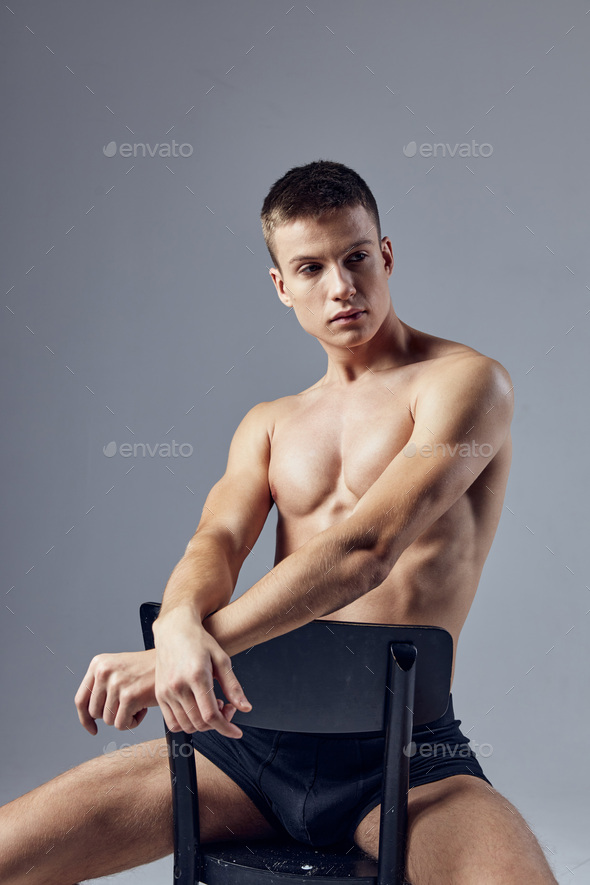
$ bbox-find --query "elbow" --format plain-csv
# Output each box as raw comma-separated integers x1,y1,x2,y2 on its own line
341,525,396,592
370,541,396,587
352,546,394,597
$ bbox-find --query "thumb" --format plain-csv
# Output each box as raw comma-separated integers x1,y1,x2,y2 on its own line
132,708,148,728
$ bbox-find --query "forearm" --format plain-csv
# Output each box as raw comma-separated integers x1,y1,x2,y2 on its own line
204,522,388,656
152,530,252,739
157,531,237,623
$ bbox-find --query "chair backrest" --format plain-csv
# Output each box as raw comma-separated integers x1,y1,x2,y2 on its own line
141,602,453,885
140,602,453,731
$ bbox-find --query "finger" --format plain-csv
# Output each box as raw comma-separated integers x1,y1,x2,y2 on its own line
115,707,148,731
74,674,98,735
213,657,251,712
102,693,119,728
158,700,182,733
114,698,145,732
217,698,237,723
167,696,207,734
222,703,236,722
158,700,184,733
163,692,242,739
190,686,243,739
167,670,232,736
87,684,108,722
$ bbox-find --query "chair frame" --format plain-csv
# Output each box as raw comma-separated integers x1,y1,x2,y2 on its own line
140,602,452,885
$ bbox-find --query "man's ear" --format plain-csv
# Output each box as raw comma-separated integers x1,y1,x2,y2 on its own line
269,267,293,308
381,237,394,277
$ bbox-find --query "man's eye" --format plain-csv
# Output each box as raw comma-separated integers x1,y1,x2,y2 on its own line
300,254,366,274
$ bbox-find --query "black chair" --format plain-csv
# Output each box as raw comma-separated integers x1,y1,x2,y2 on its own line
140,602,453,885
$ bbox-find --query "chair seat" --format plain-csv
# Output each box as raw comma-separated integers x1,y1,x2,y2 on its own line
200,837,379,884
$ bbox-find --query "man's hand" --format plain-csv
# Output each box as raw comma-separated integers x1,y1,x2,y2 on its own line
74,649,158,735
153,607,252,739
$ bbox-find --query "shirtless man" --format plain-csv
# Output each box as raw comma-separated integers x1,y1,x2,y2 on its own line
0,160,557,884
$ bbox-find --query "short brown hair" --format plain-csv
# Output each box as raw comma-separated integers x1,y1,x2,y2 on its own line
260,159,381,272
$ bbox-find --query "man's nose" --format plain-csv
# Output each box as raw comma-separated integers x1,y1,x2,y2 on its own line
326,262,355,300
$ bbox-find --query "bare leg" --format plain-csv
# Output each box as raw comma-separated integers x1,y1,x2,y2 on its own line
353,775,558,884
0,737,279,885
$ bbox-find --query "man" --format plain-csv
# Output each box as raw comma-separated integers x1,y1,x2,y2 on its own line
0,160,556,884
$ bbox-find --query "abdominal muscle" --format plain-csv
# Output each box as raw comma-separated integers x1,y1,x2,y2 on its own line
271,442,511,684
274,510,477,683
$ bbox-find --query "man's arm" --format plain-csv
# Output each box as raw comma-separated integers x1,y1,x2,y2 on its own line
158,401,275,621
75,402,275,738
152,401,275,737
205,355,514,656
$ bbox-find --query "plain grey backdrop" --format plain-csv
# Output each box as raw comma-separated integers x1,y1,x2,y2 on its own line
1,1,589,882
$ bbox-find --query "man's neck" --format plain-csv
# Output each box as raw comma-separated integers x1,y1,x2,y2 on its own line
319,309,414,386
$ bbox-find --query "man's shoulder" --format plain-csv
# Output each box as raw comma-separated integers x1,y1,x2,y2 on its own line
237,393,302,437
413,329,511,389
243,378,324,421
410,350,513,453
407,331,513,429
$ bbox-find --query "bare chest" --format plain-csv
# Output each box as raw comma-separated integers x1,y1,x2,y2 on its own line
268,385,415,518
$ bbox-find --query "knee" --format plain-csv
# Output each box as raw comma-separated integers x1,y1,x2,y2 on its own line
406,779,558,884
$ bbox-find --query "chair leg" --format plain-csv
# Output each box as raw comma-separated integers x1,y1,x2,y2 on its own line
377,642,417,885
166,727,202,885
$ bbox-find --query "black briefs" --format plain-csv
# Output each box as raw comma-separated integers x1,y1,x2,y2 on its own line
190,693,492,848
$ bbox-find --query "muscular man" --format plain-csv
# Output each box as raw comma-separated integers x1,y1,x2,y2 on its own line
0,160,557,884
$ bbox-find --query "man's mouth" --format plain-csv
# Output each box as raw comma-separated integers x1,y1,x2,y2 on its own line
330,310,366,323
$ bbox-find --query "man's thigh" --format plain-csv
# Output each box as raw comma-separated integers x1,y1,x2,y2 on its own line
353,775,557,884
68,736,280,844
0,737,278,885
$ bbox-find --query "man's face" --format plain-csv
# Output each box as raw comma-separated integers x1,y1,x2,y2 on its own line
269,205,394,350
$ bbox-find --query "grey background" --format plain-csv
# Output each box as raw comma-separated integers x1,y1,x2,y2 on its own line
1,1,589,882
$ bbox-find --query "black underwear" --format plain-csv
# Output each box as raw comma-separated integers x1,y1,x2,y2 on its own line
191,693,491,848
